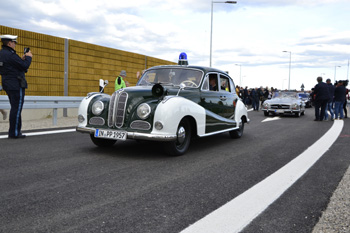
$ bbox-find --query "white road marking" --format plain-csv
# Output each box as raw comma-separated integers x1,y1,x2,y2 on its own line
0,129,76,139
181,120,344,233
262,116,281,122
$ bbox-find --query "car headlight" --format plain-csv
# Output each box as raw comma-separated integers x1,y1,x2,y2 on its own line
137,103,151,119
92,101,104,115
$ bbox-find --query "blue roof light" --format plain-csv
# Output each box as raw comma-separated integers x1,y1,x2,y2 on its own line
179,52,187,60
178,52,188,65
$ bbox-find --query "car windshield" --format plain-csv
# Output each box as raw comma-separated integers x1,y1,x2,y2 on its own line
273,92,298,99
137,68,203,88
298,93,309,98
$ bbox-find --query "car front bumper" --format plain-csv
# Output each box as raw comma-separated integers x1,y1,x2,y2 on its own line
76,126,177,141
262,109,302,114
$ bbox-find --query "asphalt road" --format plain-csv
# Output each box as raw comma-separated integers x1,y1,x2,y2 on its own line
0,109,349,233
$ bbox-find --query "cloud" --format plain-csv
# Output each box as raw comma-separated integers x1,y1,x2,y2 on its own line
1,0,350,90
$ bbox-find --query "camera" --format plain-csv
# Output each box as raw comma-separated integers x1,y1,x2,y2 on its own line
24,47,30,54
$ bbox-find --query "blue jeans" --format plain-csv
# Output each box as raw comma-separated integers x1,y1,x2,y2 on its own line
334,101,344,119
324,101,334,120
252,98,259,110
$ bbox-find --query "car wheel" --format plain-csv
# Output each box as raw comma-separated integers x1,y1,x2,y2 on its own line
230,119,244,139
301,111,305,115
163,118,191,156
264,111,269,116
90,134,117,147
295,112,301,117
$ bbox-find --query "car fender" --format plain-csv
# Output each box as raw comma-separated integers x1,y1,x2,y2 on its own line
152,96,206,136
235,99,249,123
78,93,109,127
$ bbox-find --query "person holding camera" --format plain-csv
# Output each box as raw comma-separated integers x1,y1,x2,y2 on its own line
0,35,32,139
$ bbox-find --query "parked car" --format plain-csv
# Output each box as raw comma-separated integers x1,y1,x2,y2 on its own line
76,56,249,156
298,92,312,108
262,91,305,117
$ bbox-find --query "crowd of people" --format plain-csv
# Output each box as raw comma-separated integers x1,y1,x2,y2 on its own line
234,77,349,122
235,85,278,111
310,77,349,121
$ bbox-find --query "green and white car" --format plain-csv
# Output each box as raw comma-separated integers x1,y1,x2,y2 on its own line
77,63,249,156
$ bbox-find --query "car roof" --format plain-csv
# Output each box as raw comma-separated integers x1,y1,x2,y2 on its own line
147,65,229,75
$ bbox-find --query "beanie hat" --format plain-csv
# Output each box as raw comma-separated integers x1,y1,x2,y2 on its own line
120,70,127,76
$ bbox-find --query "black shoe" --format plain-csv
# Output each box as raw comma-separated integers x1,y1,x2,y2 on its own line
8,135,26,139
314,119,320,121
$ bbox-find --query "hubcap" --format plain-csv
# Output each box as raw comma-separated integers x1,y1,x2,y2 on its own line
177,126,186,144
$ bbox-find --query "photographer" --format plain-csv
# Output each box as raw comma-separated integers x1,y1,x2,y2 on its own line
0,35,32,139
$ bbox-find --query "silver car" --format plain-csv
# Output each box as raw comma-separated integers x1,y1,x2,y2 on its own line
262,91,305,117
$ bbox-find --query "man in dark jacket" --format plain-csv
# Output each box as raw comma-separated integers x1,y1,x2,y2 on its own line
334,80,346,119
0,35,32,138
324,79,335,120
314,76,330,121
243,86,249,105
250,88,260,111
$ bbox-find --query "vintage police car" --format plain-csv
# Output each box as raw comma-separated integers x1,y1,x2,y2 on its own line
77,56,249,155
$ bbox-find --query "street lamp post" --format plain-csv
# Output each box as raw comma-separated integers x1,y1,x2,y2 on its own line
334,65,341,83
283,51,291,90
235,64,242,86
210,1,237,67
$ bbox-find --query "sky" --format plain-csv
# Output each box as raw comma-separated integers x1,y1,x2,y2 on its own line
1,0,350,90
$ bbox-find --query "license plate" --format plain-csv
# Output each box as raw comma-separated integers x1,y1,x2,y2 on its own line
95,129,127,140
275,109,284,113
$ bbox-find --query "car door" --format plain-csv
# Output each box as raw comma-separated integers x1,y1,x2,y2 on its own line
199,73,237,133
218,74,237,119
199,73,223,116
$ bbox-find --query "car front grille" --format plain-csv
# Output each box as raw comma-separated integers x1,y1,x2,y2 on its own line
108,91,128,128
271,104,290,109
130,120,151,130
89,117,105,126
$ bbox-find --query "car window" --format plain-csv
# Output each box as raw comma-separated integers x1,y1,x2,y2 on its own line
208,73,218,91
219,75,231,92
229,78,235,94
202,75,210,91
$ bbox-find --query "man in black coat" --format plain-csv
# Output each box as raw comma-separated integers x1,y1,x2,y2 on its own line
243,86,249,105
325,78,335,120
0,35,32,138
314,77,330,121
334,80,346,119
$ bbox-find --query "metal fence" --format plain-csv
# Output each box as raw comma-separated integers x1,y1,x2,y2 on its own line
0,96,83,125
